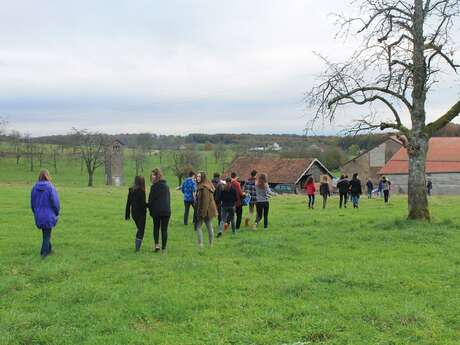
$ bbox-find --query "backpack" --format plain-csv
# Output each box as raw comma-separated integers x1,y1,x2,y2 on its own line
241,194,251,206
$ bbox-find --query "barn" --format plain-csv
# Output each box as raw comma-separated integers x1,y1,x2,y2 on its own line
224,157,333,194
379,137,460,195
341,136,403,184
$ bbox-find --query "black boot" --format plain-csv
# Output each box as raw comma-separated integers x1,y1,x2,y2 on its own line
135,239,142,252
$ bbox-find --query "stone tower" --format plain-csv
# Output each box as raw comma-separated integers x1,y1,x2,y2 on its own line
105,139,124,186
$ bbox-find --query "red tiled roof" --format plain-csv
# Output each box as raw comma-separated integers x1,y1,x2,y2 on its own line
225,157,316,184
379,137,460,175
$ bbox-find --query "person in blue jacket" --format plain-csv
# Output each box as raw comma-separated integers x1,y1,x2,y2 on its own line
31,169,60,258
181,171,197,225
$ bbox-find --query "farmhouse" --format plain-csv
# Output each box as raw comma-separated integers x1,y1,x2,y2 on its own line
225,157,333,194
105,139,124,186
379,137,460,195
341,136,403,183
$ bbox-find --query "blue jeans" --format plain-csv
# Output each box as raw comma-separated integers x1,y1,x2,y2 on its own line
41,228,52,257
351,194,360,208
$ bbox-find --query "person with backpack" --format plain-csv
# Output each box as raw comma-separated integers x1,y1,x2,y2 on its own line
230,172,245,230
195,172,218,248
148,168,171,253
243,169,257,227
181,171,196,226
304,176,316,209
125,176,148,252
349,173,362,208
31,169,60,258
382,176,391,203
319,176,330,209
336,175,350,208
254,173,275,229
366,178,373,199
217,177,237,236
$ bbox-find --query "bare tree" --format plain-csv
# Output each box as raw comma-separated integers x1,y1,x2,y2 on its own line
52,146,60,174
171,150,202,186
307,0,460,220
23,133,35,172
133,146,146,176
72,129,109,187
0,117,7,135
10,130,23,166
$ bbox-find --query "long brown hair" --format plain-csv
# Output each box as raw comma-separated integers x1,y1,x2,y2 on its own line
133,176,146,192
151,168,164,183
198,171,208,184
38,169,52,182
256,173,268,188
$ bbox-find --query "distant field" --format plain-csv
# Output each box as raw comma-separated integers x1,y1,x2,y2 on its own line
1,156,460,344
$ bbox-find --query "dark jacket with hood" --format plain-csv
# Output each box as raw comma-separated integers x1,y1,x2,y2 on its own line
196,181,218,220
31,181,60,230
125,187,147,221
219,186,238,208
148,180,171,218
319,182,330,196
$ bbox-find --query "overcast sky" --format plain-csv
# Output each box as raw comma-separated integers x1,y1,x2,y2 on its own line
1,0,459,136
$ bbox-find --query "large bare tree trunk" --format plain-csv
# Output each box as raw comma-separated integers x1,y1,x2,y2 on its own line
407,136,429,220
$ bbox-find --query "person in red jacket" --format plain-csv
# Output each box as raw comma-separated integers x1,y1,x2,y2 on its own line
230,172,245,229
304,176,316,209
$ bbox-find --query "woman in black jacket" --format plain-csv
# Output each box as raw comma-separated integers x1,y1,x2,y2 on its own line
349,173,362,208
125,176,147,252
336,175,350,208
319,176,330,209
148,168,171,253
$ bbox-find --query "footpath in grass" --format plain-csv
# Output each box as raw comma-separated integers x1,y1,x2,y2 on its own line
1,185,460,344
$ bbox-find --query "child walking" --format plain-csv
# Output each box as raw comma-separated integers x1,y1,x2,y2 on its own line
304,176,316,209
218,177,237,236
125,176,147,252
319,176,330,209
254,173,275,229
31,169,60,258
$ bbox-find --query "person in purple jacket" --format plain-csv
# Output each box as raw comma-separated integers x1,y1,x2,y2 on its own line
31,169,61,258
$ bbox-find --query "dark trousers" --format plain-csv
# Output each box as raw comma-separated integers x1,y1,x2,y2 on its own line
384,190,390,203
134,216,146,240
235,206,243,229
322,195,328,209
219,206,236,233
339,192,348,208
184,201,195,225
256,202,269,228
216,201,222,224
41,228,52,257
308,195,315,208
153,216,170,249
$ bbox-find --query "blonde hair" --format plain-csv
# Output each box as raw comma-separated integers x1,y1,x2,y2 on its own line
256,173,268,188
38,169,52,182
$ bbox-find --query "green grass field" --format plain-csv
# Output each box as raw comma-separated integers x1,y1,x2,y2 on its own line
1,155,460,344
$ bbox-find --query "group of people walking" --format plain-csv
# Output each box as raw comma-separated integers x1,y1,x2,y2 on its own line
180,169,276,248
304,173,393,210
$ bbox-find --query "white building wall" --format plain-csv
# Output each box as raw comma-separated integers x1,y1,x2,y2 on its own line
385,173,460,195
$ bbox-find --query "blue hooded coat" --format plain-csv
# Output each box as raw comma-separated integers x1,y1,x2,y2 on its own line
31,181,60,230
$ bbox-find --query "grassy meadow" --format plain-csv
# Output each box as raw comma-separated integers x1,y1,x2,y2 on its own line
1,153,460,344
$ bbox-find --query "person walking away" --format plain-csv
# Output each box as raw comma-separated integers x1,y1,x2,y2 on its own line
181,171,196,225
319,176,330,209
336,175,350,208
427,178,433,196
349,173,362,208
148,168,171,253
125,176,148,252
195,172,218,248
304,176,316,209
218,177,237,236
31,169,60,258
254,173,275,229
243,170,257,226
366,179,373,199
211,173,224,224
230,172,245,229
378,178,384,198
382,176,391,203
